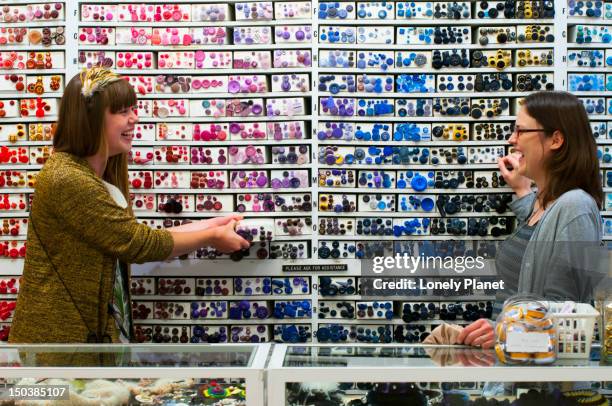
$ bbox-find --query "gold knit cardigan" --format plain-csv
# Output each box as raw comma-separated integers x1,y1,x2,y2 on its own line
9,152,174,343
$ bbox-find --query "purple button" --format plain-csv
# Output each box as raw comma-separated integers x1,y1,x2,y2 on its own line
228,80,240,93
256,175,268,187
256,306,268,318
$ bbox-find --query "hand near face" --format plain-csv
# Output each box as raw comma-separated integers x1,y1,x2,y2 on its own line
497,153,532,196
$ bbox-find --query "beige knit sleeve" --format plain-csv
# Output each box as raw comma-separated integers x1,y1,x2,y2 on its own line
44,165,174,264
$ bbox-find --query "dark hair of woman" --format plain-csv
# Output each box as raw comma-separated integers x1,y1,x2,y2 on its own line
522,91,603,209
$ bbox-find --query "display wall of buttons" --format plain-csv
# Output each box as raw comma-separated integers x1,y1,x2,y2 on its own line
0,0,611,343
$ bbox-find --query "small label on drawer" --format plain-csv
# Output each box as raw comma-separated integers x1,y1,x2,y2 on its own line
283,264,348,272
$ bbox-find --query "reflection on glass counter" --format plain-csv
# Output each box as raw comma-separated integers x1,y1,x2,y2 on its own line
282,346,588,368
0,344,255,368
0,344,268,406
268,345,611,406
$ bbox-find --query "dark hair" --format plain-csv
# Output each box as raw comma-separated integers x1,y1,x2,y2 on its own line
53,70,137,199
523,91,602,209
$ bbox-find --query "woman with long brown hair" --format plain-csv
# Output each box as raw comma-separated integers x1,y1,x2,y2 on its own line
457,91,604,349
10,67,250,343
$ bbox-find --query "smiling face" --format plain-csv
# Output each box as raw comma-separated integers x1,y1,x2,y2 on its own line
103,105,138,157
509,106,555,183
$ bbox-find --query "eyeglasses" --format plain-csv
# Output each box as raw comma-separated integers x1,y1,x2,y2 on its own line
510,123,549,138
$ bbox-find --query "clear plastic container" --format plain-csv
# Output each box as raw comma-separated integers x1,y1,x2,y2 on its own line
494,295,557,365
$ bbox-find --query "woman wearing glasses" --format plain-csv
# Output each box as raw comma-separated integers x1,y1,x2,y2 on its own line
456,91,604,349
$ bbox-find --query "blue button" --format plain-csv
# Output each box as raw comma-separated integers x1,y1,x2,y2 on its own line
421,197,434,211
411,175,427,191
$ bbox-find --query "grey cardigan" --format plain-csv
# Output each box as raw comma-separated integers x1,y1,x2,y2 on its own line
507,188,604,301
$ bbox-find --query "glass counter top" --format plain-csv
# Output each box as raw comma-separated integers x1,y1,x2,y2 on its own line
0,344,257,368
281,345,603,368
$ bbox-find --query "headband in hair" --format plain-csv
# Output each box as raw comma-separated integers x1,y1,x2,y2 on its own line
79,67,124,99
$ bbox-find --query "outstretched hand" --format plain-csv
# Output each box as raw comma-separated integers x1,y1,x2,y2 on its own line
211,220,251,253
204,214,244,229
